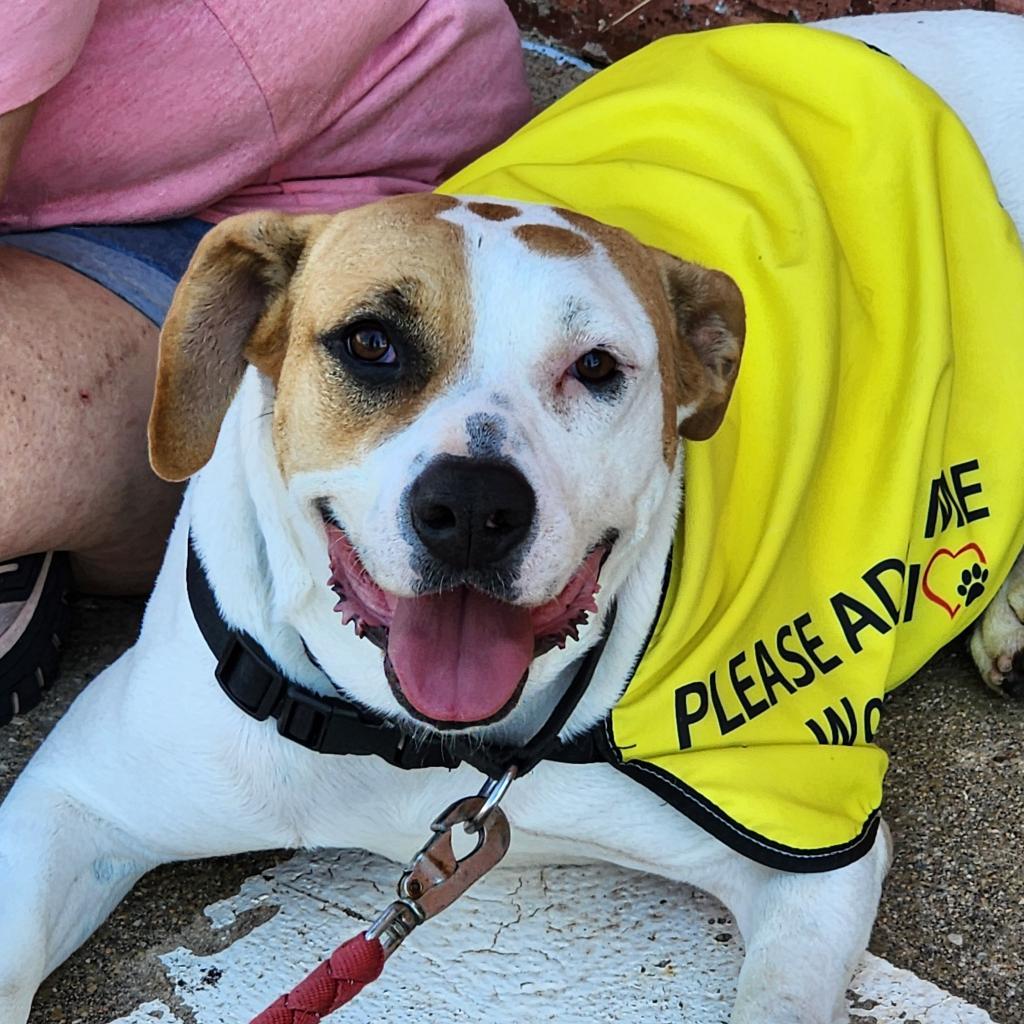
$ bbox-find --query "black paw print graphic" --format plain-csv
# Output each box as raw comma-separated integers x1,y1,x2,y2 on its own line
957,562,989,607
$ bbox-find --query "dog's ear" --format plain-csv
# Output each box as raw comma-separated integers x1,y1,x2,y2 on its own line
653,251,745,441
148,211,327,482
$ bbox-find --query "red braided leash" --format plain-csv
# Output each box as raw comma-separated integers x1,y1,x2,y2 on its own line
251,932,385,1024
250,779,513,1023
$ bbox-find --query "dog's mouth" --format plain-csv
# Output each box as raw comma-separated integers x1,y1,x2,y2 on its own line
321,513,608,729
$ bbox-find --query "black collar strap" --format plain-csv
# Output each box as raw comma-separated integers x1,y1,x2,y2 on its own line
186,534,611,778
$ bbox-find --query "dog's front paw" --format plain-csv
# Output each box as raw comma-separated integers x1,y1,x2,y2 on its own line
970,556,1024,698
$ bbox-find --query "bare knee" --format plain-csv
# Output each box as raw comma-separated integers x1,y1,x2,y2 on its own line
0,248,177,590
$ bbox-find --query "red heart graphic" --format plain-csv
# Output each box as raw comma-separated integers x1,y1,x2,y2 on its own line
922,542,987,619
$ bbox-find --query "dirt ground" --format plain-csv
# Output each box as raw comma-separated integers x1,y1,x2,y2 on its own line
510,0,1024,62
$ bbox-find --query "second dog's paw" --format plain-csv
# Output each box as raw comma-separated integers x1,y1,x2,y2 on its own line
970,583,1024,699
971,635,1024,698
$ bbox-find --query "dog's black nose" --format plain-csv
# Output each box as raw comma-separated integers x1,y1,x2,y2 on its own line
409,457,535,571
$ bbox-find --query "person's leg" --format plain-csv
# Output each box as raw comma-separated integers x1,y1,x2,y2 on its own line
0,246,182,593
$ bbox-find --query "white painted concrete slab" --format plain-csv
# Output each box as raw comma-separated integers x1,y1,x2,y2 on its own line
107,850,996,1024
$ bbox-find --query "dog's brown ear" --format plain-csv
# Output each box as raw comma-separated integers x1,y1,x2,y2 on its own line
148,212,327,482
653,251,745,441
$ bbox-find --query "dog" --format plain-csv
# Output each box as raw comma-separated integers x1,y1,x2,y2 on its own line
2,11,1023,1024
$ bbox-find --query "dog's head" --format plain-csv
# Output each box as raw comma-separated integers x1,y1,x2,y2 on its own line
150,193,743,730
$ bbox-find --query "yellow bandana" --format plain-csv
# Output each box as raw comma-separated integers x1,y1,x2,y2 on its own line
440,25,1024,870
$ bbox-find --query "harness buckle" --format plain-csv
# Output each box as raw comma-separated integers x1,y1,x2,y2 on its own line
275,685,330,750
215,634,286,721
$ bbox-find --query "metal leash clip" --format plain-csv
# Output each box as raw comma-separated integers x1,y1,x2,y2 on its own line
365,767,516,958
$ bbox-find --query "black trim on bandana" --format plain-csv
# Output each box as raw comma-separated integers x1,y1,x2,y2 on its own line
186,532,614,779
583,548,882,873
607,753,882,873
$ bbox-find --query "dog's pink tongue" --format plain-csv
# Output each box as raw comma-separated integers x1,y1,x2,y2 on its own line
387,588,533,724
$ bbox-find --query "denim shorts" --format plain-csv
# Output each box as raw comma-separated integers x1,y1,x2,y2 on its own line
0,218,213,326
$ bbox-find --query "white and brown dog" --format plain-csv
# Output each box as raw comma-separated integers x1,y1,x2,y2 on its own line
2,11,1023,1024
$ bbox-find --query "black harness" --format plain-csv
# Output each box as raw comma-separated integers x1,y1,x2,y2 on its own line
186,535,612,779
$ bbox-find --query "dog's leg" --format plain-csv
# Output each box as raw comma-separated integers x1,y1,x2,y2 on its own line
513,763,891,1024
0,773,154,1024
970,547,1024,697
729,824,891,1024
0,617,287,1023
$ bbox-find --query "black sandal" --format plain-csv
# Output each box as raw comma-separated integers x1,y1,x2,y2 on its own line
0,552,73,726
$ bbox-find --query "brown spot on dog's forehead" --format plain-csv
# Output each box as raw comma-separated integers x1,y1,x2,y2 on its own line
467,201,520,221
272,193,472,477
514,223,593,259
431,194,461,213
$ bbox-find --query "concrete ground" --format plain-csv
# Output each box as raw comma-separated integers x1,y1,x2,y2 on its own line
2,38,1022,1024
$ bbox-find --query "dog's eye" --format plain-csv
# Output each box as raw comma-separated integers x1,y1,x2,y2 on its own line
345,322,396,364
573,349,618,384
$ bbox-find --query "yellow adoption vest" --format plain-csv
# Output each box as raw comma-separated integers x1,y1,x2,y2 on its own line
440,25,1024,871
